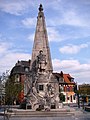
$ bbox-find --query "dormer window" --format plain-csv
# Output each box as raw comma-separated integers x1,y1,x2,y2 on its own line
71,78,74,82
25,67,29,72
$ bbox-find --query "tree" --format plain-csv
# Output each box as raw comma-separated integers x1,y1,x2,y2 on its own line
79,84,90,95
0,72,8,105
5,76,23,105
59,93,65,102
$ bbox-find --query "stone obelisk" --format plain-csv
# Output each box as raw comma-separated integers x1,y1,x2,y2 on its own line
31,4,53,73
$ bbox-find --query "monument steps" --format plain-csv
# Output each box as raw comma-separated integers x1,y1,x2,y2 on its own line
6,109,75,117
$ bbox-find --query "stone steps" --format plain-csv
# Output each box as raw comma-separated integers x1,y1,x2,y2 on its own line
8,109,75,117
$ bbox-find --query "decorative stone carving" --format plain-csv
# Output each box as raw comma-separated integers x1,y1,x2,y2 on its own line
36,50,47,73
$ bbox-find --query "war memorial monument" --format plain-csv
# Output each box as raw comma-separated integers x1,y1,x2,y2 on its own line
10,4,77,112
24,4,61,111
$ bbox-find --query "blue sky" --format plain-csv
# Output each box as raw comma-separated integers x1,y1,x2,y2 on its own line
0,0,90,84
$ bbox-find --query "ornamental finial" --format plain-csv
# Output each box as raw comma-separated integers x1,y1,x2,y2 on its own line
39,4,43,12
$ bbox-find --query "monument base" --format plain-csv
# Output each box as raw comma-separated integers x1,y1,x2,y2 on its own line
6,108,74,117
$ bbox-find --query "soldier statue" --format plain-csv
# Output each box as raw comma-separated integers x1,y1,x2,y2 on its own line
36,50,47,73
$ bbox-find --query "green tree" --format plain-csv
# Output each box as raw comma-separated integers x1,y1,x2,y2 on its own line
79,84,90,95
59,93,65,102
5,76,23,105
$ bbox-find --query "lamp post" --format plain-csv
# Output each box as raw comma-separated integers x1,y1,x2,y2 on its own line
74,84,80,108
77,92,80,108
82,95,85,109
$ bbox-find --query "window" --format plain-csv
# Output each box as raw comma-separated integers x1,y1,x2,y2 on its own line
67,97,69,100
25,67,29,72
73,95,76,100
71,95,72,102
71,78,74,82
70,86,73,92
15,74,19,82
59,86,64,92
64,86,67,92
39,85,44,91
67,86,70,92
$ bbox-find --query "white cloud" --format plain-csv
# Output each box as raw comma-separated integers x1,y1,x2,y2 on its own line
46,0,90,28
0,52,31,74
61,10,87,27
0,42,13,56
52,59,80,72
0,0,33,15
47,27,61,42
47,26,90,42
22,17,36,28
27,33,34,41
59,43,88,54
0,41,31,74
52,59,90,84
47,27,68,42
0,43,9,55
47,8,89,28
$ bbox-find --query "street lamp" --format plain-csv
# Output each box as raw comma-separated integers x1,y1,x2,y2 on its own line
77,92,80,108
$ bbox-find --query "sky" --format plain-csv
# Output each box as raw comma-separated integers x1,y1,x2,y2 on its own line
0,0,90,84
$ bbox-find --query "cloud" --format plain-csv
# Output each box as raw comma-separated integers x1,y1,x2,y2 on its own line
46,7,90,28
52,59,90,84
0,0,33,15
59,43,88,54
45,0,90,29
27,33,34,41
46,8,90,42
22,17,36,28
61,11,85,27
0,52,31,74
47,27,61,42
52,59,79,72
0,41,31,74
47,26,90,42
47,27,72,42
0,43,9,55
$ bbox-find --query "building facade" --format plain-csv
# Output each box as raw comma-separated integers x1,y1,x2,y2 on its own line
61,74,76,103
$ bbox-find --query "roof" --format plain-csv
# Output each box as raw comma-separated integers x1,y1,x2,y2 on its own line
15,60,31,67
52,72,63,83
63,74,75,84
10,60,30,75
53,73,61,78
